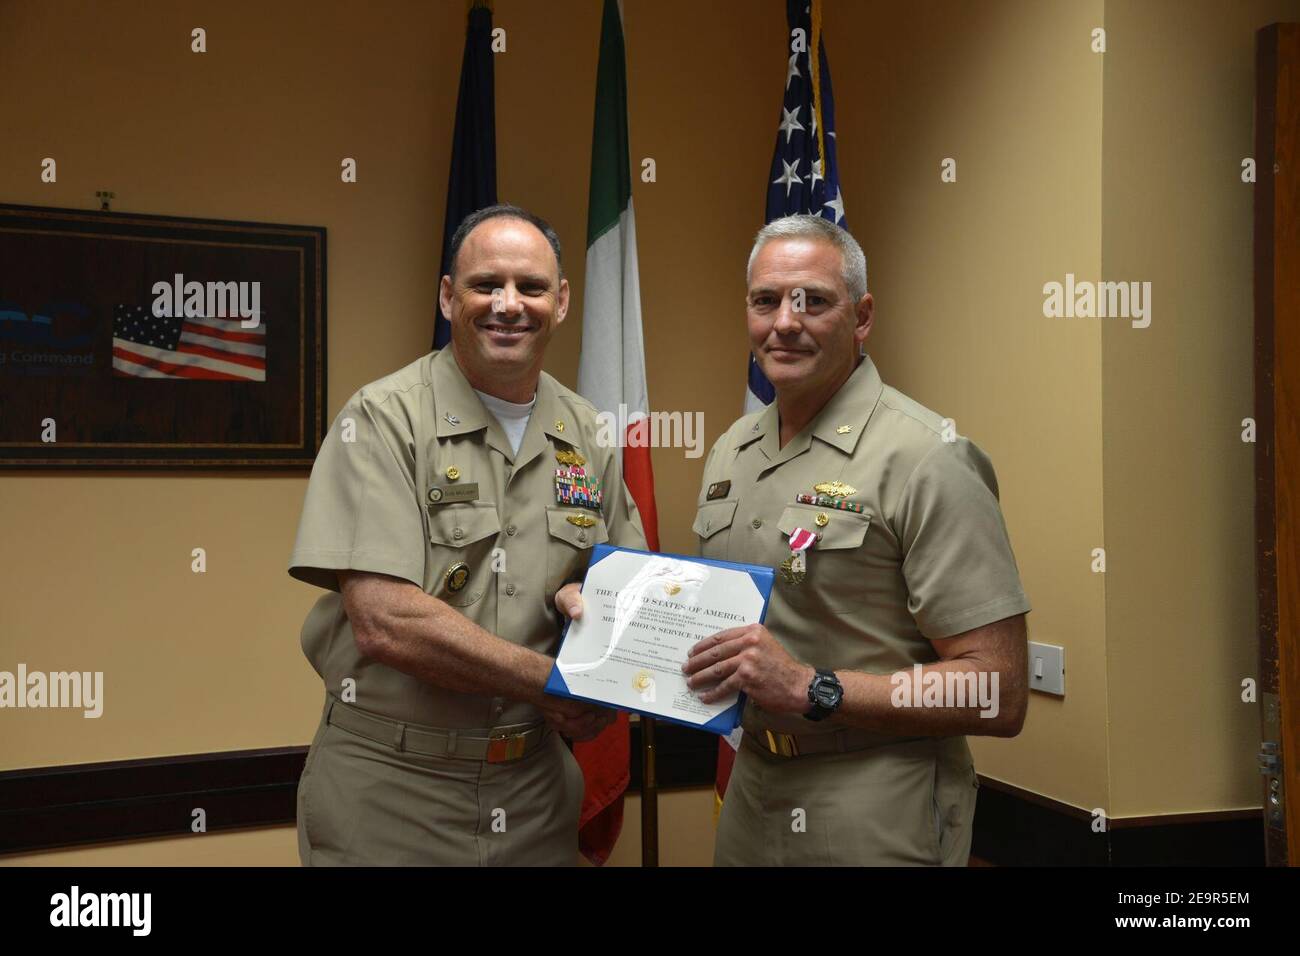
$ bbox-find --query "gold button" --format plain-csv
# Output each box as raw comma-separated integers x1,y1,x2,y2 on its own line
815,513,829,527
445,466,460,481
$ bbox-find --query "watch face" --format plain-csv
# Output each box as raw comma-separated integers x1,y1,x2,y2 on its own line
814,681,840,708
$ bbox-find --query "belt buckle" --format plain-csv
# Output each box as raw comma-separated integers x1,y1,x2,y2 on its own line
764,730,799,758
486,729,528,764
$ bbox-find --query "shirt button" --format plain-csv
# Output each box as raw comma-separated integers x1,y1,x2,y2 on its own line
505,583,516,596
751,518,763,529
578,531,588,544
506,524,517,536
453,527,464,540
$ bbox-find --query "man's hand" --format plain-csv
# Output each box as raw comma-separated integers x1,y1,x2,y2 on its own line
683,624,814,715
540,696,615,741
540,584,612,740
555,582,583,621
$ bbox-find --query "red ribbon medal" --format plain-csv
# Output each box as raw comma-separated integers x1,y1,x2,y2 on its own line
782,526,817,583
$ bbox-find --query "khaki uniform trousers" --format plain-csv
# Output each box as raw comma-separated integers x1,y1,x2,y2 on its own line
715,733,979,866
296,695,585,866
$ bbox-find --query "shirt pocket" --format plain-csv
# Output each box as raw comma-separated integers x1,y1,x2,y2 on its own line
776,504,872,613
544,506,609,601
427,501,501,607
693,499,738,560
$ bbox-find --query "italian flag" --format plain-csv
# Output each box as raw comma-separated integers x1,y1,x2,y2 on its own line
574,0,660,866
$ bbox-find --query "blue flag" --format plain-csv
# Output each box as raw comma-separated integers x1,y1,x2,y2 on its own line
433,2,498,349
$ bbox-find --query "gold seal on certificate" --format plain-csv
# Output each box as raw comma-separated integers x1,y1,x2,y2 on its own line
544,545,775,733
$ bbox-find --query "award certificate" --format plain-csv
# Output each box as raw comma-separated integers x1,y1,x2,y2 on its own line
544,545,775,734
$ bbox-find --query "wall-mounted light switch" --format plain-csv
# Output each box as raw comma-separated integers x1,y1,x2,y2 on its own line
1028,641,1064,696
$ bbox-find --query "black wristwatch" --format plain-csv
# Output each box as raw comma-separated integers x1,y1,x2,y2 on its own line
804,669,843,722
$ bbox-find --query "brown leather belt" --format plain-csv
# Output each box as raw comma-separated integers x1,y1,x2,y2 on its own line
742,724,920,759
324,695,548,763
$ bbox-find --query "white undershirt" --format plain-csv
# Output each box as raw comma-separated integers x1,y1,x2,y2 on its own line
474,388,536,455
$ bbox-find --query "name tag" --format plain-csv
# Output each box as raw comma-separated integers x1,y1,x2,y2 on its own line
707,480,731,500
427,482,479,505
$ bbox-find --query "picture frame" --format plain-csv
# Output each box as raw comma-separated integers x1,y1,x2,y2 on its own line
0,203,326,468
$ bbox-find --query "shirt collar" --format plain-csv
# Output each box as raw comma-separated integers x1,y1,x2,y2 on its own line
430,347,572,466
739,354,885,461
809,354,884,454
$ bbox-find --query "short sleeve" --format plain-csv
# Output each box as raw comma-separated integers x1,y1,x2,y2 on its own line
288,391,425,592
893,437,1030,639
599,449,648,552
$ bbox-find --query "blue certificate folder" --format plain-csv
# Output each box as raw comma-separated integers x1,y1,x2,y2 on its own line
544,544,775,736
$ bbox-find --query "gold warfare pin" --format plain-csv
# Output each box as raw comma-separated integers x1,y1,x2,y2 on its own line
814,481,858,498
566,514,597,528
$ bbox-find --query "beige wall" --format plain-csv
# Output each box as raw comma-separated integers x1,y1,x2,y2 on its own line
1099,0,1296,816
829,0,1110,812
1,0,1290,864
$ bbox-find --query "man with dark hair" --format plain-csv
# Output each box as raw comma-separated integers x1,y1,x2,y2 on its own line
290,204,646,865
447,203,564,280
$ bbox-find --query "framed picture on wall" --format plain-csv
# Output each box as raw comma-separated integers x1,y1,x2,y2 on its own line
0,203,326,468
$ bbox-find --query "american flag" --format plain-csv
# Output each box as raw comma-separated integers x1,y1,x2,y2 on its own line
112,304,266,381
745,0,848,413
720,0,848,821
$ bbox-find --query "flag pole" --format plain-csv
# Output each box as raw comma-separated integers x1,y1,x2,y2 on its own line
640,716,659,866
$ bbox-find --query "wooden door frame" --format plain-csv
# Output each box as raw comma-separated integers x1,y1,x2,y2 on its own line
1254,21,1300,868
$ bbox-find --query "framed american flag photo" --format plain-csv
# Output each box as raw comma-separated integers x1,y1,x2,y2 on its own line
0,203,326,468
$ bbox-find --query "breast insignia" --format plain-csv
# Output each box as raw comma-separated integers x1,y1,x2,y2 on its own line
813,480,858,498
555,449,587,467
444,562,470,593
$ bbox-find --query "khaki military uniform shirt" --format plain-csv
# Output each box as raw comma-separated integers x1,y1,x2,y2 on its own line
288,346,646,865
697,355,1029,865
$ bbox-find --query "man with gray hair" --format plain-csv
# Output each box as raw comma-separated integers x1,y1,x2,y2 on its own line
684,213,1030,865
